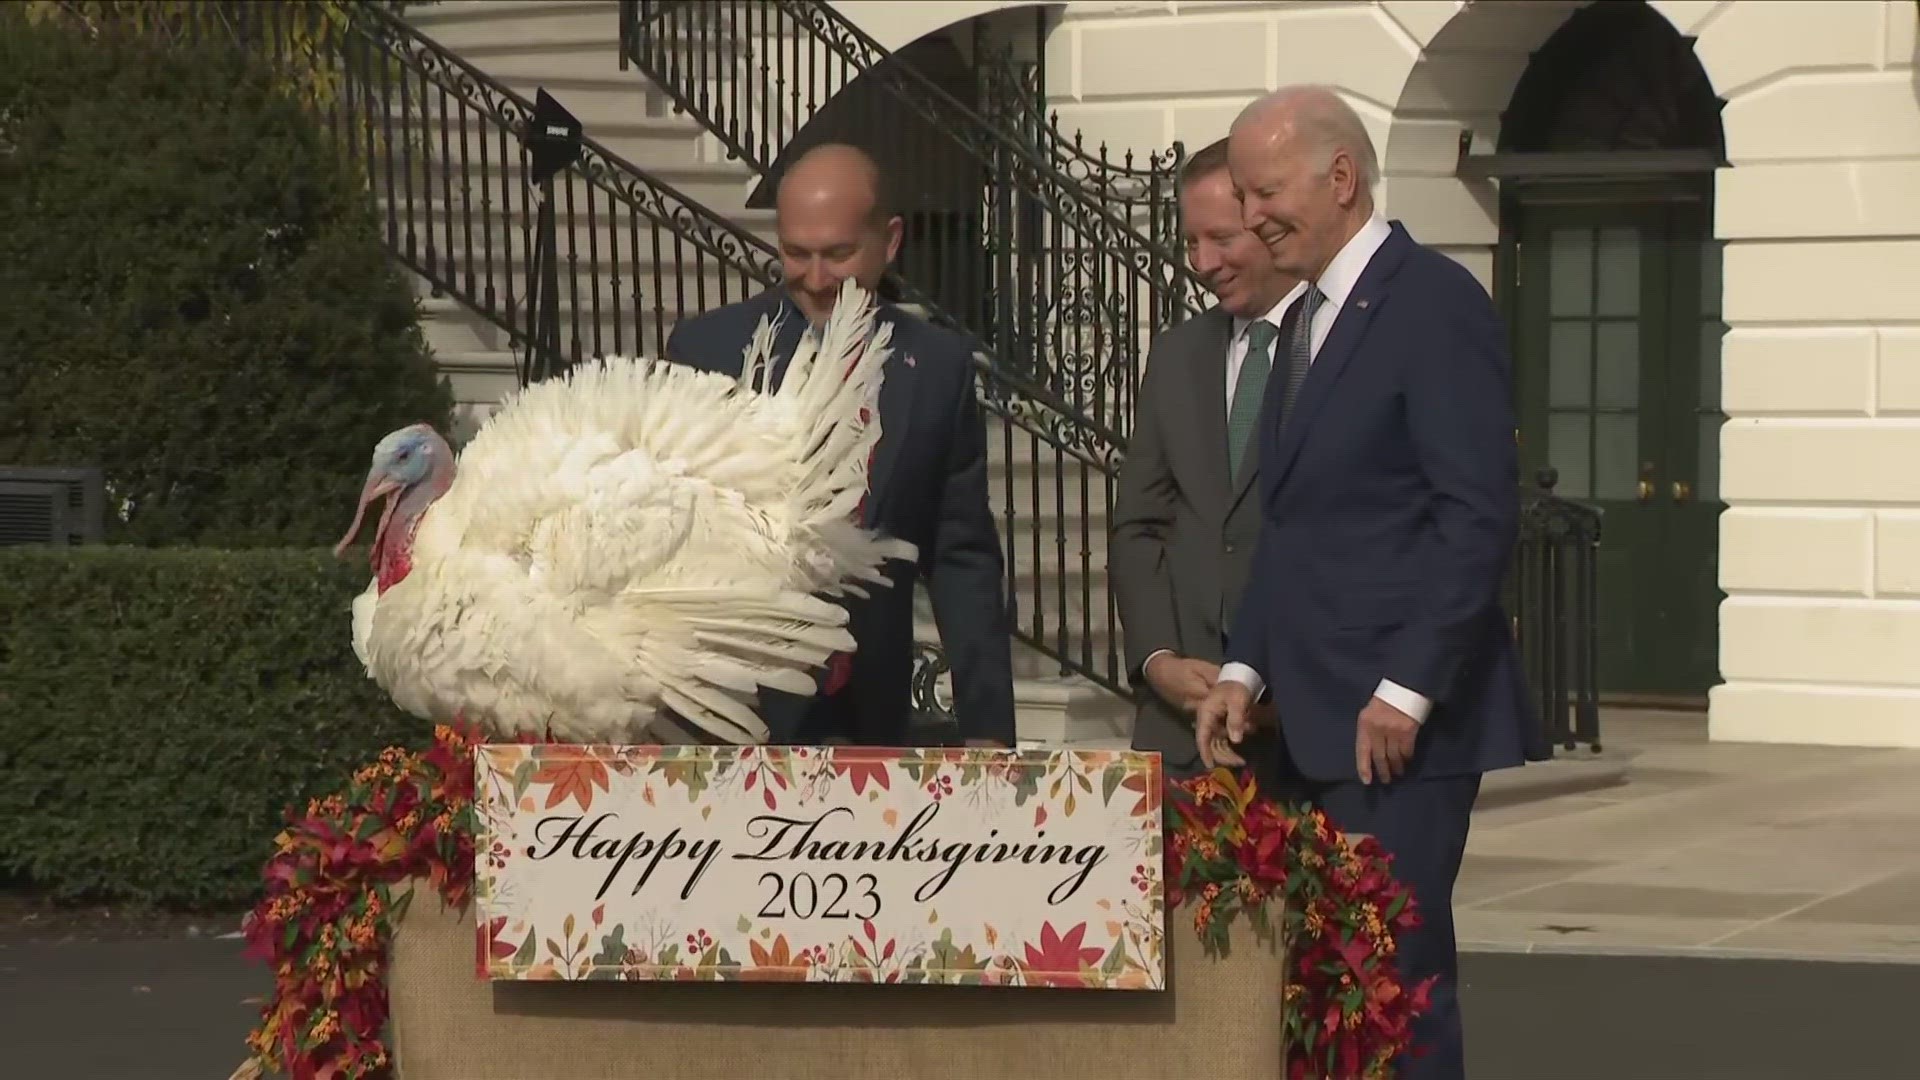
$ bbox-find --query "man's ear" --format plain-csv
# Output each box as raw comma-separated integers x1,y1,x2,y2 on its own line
883,214,905,264
1329,150,1360,210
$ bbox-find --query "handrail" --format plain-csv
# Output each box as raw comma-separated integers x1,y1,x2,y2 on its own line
618,0,1204,417
1510,468,1604,754
774,0,1206,305
350,1,781,287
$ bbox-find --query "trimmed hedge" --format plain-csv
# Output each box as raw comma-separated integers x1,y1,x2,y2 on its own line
0,548,422,909
0,8,453,547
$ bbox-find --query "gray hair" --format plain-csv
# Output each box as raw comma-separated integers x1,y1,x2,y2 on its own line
1236,85,1380,192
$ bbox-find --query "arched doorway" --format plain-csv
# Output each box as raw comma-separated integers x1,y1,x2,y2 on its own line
1472,1,1728,701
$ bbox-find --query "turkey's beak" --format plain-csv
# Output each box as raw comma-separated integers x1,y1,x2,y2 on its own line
335,473,402,560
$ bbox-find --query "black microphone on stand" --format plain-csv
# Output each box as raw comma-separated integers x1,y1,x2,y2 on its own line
519,89,585,388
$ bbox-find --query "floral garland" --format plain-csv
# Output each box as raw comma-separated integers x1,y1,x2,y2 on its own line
229,724,481,1080
1164,768,1432,1080
230,731,1425,1080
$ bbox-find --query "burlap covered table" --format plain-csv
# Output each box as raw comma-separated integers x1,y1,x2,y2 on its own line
388,888,1287,1079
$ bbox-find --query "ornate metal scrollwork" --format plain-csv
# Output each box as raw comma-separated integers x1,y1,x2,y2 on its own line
909,642,956,729
771,0,1206,317
974,42,1182,207
355,3,783,283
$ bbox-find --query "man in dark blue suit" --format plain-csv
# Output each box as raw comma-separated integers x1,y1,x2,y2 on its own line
665,143,1016,750
1193,87,1534,1080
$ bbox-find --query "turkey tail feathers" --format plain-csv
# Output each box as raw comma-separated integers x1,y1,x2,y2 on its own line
357,282,922,748
769,280,897,534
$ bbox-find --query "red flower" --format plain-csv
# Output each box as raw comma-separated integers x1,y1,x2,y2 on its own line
1163,767,1430,1073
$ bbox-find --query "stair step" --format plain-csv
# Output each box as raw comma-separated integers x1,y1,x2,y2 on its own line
382,110,710,170
377,196,777,262
370,154,756,210
406,0,624,48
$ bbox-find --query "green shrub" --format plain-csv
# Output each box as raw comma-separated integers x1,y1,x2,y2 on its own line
0,7,452,548
0,548,424,909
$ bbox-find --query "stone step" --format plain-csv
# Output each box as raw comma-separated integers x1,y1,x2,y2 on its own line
405,0,624,51
370,153,756,213
432,348,521,405
416,294,501,356
416,293,702,364
410,0,806,58
381,109,712,172
379,195,777,276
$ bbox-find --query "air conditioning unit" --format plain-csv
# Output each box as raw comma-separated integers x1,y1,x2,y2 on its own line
0,467,106,547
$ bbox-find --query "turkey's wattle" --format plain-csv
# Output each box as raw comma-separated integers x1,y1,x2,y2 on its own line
335,423,455,595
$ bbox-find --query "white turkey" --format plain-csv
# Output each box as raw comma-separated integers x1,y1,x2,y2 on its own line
333,279,917,744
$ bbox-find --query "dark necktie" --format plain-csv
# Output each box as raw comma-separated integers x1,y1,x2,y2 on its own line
1278,284,1325,427
1227,320,1278,485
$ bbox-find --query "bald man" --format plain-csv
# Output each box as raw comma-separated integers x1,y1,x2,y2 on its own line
664,143,1017,750
1192,87,1533,1080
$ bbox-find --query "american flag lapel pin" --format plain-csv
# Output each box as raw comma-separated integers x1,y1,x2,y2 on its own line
905,354,916,368
1356,298,1371,310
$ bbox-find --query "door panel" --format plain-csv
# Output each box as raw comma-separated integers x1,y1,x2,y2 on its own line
1512,199,1722,695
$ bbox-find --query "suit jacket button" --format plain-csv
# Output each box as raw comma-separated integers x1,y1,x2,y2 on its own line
1224,543,1236,554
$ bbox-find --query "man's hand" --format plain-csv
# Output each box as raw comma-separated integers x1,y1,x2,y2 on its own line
1143,653,1222,715
1355,696,1419,784
1194,679,1255,769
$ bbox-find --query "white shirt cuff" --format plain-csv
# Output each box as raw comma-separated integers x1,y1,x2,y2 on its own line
1140,649,1176,676
1374,679,1432,724
1218,662,1266,701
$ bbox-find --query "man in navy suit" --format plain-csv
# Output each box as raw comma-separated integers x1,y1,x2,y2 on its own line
1193,86,1534,1080
665,143,1016,750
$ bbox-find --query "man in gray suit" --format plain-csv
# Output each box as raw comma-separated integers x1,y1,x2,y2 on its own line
1110,136,1300,778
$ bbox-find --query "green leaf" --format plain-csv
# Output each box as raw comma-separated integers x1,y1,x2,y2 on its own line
593,925,628,967
1100,766,1124,807
511,759,538,800
736,915,752,934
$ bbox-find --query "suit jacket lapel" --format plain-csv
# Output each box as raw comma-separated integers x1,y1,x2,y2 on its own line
1187,311,1235,519
861,307,919,527
1267,227,1411,491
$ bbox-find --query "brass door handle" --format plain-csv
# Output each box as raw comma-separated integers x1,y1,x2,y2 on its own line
1672,480,1693,504
1637,479,1654,503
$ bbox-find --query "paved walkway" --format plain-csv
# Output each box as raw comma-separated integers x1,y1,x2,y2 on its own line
3,934,1911,1079
1457,709,1920,963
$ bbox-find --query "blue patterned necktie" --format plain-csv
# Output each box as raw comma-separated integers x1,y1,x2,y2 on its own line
1278,284,1325,427
1227,320,1278,485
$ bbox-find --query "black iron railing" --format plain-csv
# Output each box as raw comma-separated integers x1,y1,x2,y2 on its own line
203,1,780,379
1509,469,1604,754
619,0,1209,696
224,0,1145,703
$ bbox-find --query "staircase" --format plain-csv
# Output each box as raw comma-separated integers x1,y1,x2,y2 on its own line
621,0,1222,735
377,0,1146,745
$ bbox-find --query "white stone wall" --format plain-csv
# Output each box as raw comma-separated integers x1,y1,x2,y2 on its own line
828,0,1920,747
1705,1,1920,748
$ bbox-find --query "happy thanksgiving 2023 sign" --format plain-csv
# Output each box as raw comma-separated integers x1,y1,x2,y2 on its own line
473,743,1166,989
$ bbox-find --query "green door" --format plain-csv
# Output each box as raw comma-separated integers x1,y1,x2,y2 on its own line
1510,198,1724,696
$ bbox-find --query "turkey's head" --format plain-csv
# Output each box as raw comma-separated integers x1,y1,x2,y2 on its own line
335,424,455,574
